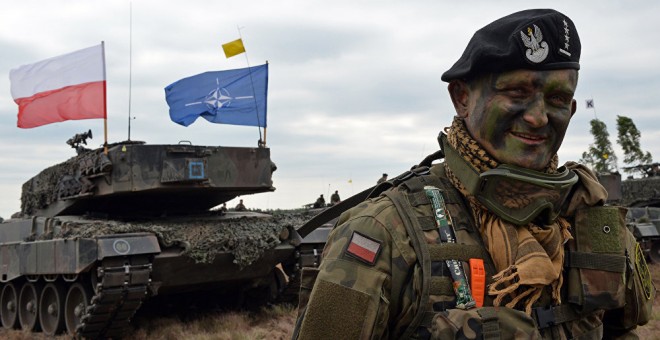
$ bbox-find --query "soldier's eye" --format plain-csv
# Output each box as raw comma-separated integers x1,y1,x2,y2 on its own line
501,87,527,98
547,93,571,106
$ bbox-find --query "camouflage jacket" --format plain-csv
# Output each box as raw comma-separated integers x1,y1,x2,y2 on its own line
293,163,653,340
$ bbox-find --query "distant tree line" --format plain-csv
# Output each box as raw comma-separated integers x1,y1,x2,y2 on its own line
580,115,653,175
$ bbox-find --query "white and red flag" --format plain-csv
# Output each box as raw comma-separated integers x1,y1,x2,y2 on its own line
10,43,106,128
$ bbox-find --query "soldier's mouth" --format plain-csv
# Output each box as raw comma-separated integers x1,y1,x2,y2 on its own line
509,131,546,145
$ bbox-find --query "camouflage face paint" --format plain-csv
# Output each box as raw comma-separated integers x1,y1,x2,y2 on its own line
463,69,577,170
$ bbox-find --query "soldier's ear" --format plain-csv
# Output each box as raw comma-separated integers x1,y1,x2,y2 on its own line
571,99,577,117
448,80,470,118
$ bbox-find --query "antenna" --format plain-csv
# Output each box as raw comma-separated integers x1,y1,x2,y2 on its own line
237,25,265,146
127,1,134,141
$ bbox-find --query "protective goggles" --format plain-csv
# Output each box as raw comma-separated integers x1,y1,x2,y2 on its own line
442,135,577,225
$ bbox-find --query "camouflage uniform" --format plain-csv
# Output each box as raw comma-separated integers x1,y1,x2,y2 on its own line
293,163,653,339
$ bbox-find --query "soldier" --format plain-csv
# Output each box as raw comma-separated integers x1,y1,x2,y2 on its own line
234,199,246,211
293,9,653,339
313,194,326,208
377,173,388,184
330,190,341,205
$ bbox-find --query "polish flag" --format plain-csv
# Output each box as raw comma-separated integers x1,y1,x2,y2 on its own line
10,43,106,128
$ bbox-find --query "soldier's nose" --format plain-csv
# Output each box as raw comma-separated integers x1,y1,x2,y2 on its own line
522,96,548,128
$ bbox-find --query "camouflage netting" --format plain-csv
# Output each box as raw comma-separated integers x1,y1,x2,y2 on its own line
20,153,87,215
621,177,660,206
44,210,318,268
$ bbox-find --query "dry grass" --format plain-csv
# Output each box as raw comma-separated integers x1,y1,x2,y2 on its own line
1,264,659,339
0,304,298,340
128,303,296,340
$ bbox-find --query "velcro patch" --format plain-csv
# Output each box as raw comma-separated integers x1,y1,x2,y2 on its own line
346,231,382,265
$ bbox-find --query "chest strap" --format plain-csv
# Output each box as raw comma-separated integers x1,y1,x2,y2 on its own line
428,243,487,262
565,251,626,273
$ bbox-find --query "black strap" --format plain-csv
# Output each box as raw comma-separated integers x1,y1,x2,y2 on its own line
532,304,580,329
565,251,626,273
296,185,375,238
296,154,443,239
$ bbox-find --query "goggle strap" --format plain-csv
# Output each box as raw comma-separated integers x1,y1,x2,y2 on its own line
441,135,482,195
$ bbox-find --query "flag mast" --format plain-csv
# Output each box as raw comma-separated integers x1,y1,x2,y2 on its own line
586,97,597,119
236,26,266,147
127,1,134,141
101,41,109,155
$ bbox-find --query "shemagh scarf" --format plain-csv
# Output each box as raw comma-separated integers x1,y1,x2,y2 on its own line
444,117,607,314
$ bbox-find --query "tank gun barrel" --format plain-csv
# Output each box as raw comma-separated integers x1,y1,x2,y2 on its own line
622,162,660,177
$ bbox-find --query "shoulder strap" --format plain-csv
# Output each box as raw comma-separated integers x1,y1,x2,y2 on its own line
383,179,435,340
295,150,444,239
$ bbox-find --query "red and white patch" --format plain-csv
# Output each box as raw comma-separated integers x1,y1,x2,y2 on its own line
346,231,382,265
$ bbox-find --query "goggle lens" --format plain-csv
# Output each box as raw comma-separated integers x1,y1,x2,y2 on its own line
476,165,577,225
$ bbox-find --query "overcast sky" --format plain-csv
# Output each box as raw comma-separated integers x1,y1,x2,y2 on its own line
1,0,659,219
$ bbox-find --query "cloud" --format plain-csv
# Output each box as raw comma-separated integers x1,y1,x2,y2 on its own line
2,1,660,218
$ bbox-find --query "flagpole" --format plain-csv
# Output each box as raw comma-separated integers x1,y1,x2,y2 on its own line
589,96,597,119
263,127,267,146
101,41,109,155
127,1,133,141
237,26,265,147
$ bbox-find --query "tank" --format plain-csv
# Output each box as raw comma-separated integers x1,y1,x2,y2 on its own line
600,166,660,263
0,133,327,338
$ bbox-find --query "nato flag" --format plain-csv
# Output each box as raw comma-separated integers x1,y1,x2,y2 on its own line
165,63,268,127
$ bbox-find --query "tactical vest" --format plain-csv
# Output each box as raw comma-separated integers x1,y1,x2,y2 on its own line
380,163,653,339
294,155,653,339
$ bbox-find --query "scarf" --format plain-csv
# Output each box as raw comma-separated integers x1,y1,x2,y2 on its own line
443,117,607,314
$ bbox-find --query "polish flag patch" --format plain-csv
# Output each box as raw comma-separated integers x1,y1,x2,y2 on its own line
346,231,382,265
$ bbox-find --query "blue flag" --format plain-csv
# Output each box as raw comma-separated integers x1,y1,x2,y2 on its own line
165,64,268,127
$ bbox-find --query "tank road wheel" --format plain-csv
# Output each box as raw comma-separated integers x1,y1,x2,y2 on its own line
18,282,41,331
0,283,19,329
65,283,91,336
650,241,660,264
39,283,65,335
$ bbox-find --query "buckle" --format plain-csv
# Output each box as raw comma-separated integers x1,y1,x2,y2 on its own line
533,306,556,329
393,166,430,185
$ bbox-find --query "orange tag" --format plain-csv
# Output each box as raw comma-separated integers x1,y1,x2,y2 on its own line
469,258,486,307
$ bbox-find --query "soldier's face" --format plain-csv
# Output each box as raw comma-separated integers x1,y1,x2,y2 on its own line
456,69,577,170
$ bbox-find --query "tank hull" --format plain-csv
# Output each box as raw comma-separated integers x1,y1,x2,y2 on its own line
0,211,315,338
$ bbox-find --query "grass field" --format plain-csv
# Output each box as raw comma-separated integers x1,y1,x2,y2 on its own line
1,263,659,339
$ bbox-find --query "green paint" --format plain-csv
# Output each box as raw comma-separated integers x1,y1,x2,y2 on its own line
462,69,577,170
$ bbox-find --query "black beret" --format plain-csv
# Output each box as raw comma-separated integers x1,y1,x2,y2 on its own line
442,9,580,82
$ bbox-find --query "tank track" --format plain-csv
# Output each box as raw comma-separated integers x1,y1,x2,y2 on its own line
77,255,153,339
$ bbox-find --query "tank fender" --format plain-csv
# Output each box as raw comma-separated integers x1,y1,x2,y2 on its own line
96,233,161,260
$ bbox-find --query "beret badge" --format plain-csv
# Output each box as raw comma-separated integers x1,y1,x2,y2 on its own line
520,24,548,63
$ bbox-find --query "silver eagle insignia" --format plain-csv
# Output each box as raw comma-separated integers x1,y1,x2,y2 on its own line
520,24,548,63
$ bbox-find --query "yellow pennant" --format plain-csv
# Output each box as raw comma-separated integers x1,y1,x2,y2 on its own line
222,38,246,58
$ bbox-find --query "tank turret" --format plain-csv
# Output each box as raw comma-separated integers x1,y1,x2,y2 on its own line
20,137,276,218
